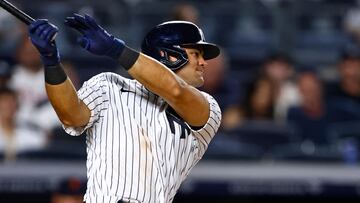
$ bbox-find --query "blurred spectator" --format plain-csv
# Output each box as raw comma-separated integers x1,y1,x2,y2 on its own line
0,86,46,161
331,50,360,100
344,6,360,46
0,60,12,88
200,51,240,111
222,77,275,129
222,52,299,129
9,34,60,132
287,71,331,146
168,2,241,126
326,49,360,121
51,177,86,203
260,52,300,121
169,2,200,24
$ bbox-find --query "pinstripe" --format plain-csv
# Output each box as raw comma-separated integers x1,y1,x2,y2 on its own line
109,83,118,192
112,84,121,192
123,94,132,198
152,108,166,193
147,156,154,203
101,79,111,193
131,80,138,199
125,105,138,199
142,128,148,202
104,75,113,195
112,85,120,194
81,87,102,101
162,116,169,179
129,112,136,200
64,72,221,203
139,81,147,201
154,171,160,203
118,81,127,199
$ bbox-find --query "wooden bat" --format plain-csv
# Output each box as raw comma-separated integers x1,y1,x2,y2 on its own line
0,0,57,41
0,0,34,25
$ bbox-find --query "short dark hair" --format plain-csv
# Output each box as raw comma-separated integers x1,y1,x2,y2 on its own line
340,49,360,60
264,52,293,65
0,86,16,96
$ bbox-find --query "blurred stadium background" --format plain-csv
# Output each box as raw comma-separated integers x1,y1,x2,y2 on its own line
1,0,360,202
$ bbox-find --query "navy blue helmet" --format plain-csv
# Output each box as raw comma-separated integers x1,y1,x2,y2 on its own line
141,21,220,71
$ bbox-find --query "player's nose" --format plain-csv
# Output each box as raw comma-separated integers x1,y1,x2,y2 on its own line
199,56,207,67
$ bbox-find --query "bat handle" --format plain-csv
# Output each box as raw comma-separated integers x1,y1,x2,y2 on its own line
16,10,34,25
0,0,56,41
0,0,34,25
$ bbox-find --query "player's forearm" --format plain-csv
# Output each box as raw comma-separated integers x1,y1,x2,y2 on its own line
45,77,90,127
128,54,210,126
128,53,185,100
28,19,91,127
44,64,90,127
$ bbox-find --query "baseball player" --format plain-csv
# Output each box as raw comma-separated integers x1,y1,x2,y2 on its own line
28,14,221,203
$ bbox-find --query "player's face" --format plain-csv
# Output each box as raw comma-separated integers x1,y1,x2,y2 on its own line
175,47,208,87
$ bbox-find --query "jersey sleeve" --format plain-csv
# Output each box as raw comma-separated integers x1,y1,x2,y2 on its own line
63,74,108,136
191,92,222,158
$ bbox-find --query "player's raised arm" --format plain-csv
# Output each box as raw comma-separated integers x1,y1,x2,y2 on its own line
129,53,210,126
28,19,90,127
133,21,220,127
64,14,220,127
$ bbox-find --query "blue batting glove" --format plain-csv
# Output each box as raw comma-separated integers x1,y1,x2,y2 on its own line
28,19,60,66
64,14,125,59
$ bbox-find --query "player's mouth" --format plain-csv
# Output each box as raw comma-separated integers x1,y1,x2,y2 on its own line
196,71,204,78
196,67,204,75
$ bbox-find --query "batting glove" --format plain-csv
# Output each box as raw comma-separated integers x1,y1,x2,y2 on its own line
64,14,125,59
28,19,60,66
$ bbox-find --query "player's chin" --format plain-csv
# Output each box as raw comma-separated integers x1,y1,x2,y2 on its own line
193,77,205,88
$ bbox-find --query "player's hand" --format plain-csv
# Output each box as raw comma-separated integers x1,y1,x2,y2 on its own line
28,19,60,66
64,14,125,59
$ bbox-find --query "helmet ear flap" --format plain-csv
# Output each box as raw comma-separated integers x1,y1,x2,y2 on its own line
157,46,188,71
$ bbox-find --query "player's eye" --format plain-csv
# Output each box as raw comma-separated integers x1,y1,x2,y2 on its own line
190,51,200,57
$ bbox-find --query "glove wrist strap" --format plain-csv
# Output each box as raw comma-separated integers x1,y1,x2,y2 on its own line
118,45,140,70
41,51,61,67
44,64,67,85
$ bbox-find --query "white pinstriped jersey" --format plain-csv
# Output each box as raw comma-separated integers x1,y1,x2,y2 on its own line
64,72,221,203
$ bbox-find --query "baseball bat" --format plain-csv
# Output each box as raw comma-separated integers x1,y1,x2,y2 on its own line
0,0,34,25
0,0,57,41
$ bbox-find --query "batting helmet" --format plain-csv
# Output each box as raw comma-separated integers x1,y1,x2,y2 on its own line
141,21,220,71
